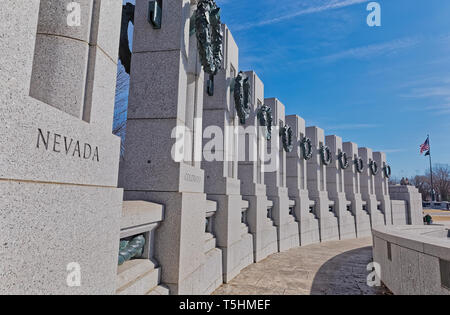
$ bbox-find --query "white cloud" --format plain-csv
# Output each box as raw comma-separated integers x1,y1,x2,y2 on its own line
402,86,450,98
377,149,407,153
233,0,370,31
285,37,420,67
326,123,380,130
320,38,420,63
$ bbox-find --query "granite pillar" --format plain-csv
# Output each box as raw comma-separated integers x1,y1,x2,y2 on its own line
325,135,357,240
202,25,253,283
359,148,386,227
264,98,300,251
119,0,222,295
342,142,372,237
373,152,393,225
238,71,278,262
305,127,340,242
285,115,320,246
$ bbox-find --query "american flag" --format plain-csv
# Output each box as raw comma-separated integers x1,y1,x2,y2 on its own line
420,137,430,154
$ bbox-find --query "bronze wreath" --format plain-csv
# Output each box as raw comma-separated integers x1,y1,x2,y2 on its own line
369,160,379,176
338,151,349,169
320,145,333,166
233,71,251,125
257,104,273,141
280,124,293,153
383,162,392,178
354,157,364,173
195,0,223,76
300,137,313,160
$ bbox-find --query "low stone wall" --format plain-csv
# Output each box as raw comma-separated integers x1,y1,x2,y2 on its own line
372,225,450,295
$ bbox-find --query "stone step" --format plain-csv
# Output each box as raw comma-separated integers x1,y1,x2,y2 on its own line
241,200,249,210
240,223,249,235
289,199,296,208
286,214,297,224
265,218,276,227
116,263,161,295
308,210,319,221
146,285,170,295
204,232,216,253
116,259,157,290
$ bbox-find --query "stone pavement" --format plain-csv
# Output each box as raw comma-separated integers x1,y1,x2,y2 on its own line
214,237,389,295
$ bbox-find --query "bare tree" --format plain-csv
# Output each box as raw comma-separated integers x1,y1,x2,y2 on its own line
389,176,400,186
411,175,431,201
113,61,130,157
430,164,450,201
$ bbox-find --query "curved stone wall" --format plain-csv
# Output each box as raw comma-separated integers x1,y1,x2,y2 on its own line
372,225,450,295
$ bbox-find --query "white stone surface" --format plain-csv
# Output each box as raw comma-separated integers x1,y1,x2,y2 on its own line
0,181,122,295
306,127,340,242
325,135,357,240
0,1,123,295
342,142,372,237
121,201,164,230
391,200,409,225
116,259,161,295
30,34,89,118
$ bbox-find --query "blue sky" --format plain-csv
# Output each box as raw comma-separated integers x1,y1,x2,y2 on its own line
119,0,450,178
214,0,450,178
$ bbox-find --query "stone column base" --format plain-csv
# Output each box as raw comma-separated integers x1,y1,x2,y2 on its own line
290,191,320,246
0,180,122,295
244,194,278,263
210,193,254,283
312,192,340,242
268,193,300,252
364,195,386,228
331,193,357,240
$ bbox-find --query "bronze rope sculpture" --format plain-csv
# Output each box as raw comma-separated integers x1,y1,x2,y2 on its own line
118,235,146,266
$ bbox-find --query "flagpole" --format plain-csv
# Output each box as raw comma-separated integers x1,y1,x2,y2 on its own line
428,134,435,202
